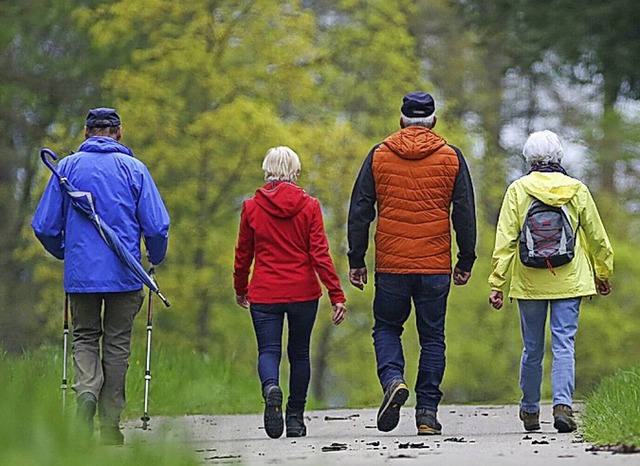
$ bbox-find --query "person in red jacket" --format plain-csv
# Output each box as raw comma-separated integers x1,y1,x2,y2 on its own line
234,146,347,439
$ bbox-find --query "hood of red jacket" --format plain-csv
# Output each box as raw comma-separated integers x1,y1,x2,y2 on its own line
382,126,447,161
254,181,309,218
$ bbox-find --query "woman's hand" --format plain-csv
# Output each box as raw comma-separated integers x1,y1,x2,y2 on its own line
236,294,249,309
489,290,504,310
595,278,612,296
332,302,347,325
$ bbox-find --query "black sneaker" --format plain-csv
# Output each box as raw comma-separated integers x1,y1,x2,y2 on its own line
76,392,97,436
553,404,576,433
416,408,442,435
100,425,124,445
285,410,307,438
263,385,284,439
519,409,541,431
377,379,409,432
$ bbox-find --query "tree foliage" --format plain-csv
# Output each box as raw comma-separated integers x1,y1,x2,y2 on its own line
454,0,640,196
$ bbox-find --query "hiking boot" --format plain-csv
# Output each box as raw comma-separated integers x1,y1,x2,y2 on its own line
263,385,284,439
553,404,576,433
376,379,409,432
76,392,97,436
416,408,442,435
100,425,124,445
519,409,540,431
286,410,307,438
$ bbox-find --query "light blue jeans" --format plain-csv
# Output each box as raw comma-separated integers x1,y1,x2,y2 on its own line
517,298,581,413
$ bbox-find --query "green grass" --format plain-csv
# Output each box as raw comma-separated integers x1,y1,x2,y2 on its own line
125,342,264,417
581,366,640,446
0,343,265,465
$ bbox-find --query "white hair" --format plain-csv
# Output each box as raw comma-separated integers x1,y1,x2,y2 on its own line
400,113,436,129
262,146,301,182
522,130,564,165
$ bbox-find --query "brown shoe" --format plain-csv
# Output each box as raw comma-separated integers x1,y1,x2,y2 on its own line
553,404,576,433
519,409,540,431
416,409,442,435
376,379,409,432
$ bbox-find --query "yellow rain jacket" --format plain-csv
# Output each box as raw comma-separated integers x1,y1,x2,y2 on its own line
489,172,614,299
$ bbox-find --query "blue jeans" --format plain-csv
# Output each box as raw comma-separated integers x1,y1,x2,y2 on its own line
250,300,318,412
517,298,581,413
373,273,451,411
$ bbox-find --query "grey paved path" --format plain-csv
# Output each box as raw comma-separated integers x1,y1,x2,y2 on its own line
124,404,639,465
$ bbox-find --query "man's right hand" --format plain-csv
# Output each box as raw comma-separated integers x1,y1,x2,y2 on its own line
349,267,368,290
453,267,471,286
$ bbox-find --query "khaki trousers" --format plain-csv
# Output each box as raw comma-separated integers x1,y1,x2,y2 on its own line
69,290,144,427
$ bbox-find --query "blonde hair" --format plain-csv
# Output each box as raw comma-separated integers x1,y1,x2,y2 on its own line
262,146,301,182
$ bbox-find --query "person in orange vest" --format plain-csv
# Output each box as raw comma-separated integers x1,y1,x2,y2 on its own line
347,92,477,436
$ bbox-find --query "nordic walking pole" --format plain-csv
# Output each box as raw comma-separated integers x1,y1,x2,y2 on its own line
61,293,69,410
141,267,155,430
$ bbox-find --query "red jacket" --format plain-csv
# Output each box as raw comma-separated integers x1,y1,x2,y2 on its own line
234,181,345,305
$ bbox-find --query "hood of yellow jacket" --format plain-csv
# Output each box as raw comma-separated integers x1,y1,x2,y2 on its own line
519,172,582,207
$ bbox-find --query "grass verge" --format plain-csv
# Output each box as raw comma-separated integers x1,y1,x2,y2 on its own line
0,343,265,465
581,366,640,446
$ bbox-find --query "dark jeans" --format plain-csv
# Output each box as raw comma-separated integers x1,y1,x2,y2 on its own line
373,273,451,411
250,300,318,412
70,290,145,427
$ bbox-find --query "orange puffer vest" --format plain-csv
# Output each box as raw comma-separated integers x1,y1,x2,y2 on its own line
372,126,460,274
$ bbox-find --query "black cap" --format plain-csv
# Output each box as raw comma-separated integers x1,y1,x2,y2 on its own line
85,107,121,128
400,92,435,118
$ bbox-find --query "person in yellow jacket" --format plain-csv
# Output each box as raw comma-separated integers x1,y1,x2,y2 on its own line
488,130,614,434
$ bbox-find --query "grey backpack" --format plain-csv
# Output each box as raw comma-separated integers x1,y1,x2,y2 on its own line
519,198,575,274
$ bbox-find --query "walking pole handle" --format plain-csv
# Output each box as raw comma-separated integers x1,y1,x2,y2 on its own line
157,292,171,308
149,266,171,307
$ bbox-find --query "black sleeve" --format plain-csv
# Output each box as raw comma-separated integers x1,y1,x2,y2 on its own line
450,145,477,272
347,146,378,269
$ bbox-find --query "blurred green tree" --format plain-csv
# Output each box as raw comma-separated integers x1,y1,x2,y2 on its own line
0,0,108,353
454,0,640,198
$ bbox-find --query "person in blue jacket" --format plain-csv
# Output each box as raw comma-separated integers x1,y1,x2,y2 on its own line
32,108,170,445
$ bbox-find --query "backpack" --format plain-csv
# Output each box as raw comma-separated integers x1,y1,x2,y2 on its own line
519,198,575,274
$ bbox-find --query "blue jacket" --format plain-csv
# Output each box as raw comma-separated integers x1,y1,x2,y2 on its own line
32,137,170,293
